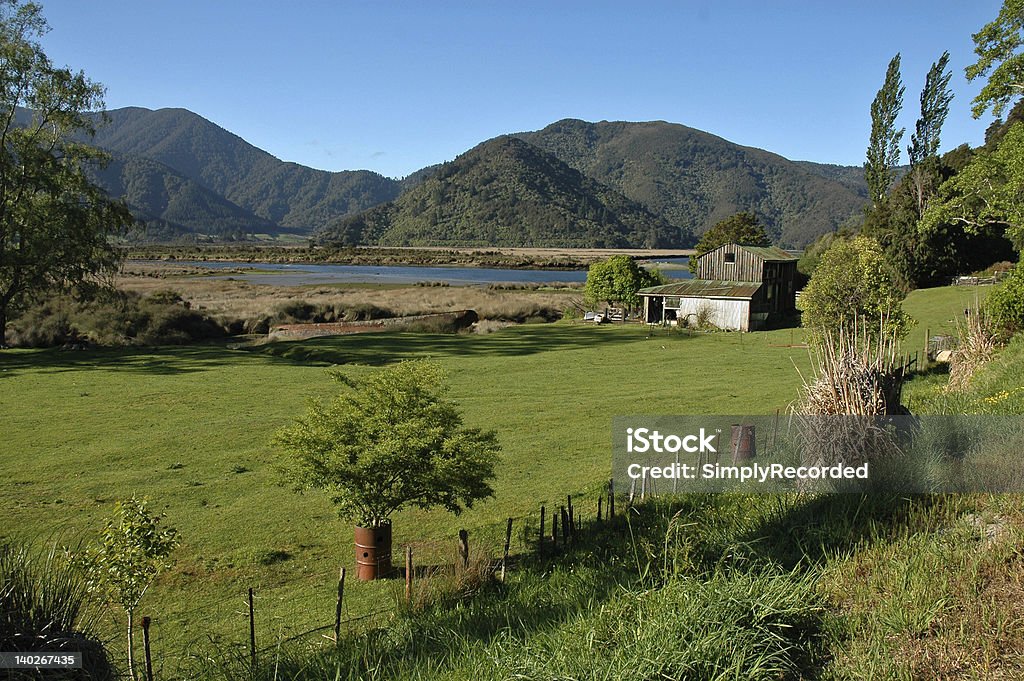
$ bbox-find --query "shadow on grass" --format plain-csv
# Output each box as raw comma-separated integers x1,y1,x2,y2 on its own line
251,322,681,366
0,342,293,378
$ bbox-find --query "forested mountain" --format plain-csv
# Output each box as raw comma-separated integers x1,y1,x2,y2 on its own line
319,136,690,248
515,119,868,246
67,106,869,247
84,107,401,235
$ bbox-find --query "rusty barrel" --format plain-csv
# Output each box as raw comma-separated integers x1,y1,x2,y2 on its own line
730,424,756,463
355,523,393,581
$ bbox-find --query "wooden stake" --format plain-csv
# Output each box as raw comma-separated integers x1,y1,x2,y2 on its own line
501,517,513,582
405,546,413,602
539,505,546,550
608,479,615,519
567,495,574,537
551,511,558,548
597,494,603,521
141,616,153,681
560,506,569,543
334,567,346,645
248,587,256,672
458,529,469,569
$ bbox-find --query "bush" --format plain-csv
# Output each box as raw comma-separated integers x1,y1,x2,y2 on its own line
9,291,227,347
985,265,1024,336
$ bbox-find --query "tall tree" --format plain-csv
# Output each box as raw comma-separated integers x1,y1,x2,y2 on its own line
0,1,133,346
908,52,954,216
966,0,1024,119
865,54,906,209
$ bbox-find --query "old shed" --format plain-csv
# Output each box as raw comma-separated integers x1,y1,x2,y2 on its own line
639,243,799,331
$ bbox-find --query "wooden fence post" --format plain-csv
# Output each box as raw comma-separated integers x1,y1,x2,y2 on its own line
608,479,615,519
405,546,414,602
141,616,153,681
560,506,570,543
567,495,574,539
248,587,256,672
552,511,558,548
539,505,546,551
597,494,603,521
458,529,469,569
334,567,346,645
501,518,513,582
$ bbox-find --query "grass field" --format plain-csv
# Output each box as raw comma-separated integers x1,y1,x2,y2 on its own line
2,283,1019,678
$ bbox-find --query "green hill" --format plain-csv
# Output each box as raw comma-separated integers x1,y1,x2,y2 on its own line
319,136,691,248
516,119,869,247
86,107,401,234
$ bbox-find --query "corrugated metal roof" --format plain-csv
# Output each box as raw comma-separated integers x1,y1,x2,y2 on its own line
731,245,799,261
638,279,762,298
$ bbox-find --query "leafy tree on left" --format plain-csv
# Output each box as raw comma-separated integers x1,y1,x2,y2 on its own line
0,1,133,346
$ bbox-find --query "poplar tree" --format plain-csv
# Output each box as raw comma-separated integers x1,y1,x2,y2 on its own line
907,52,954,216
864,54,906,209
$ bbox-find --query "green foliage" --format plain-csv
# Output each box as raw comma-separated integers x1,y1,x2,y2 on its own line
908,52,954,217
76,496,177,680
864,144,1015,289
922,121,1024,251
0,1,135,345
800,235,911,339
77,497,178,614
966,0,1024,119
519,119,867,248
583,255,663,310
985,265,1024,334
274,360,501,527
321,137,688,248
865,54,906,207
688,211,770,274
8,290,225,347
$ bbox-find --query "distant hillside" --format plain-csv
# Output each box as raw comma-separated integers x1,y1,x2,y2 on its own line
86,107,401,234
89,153,278,239
516,119,869,247
320,136,691,248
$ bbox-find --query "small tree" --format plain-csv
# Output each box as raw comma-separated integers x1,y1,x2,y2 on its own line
688,212,771,274
76,497,178,681
584,255,663,312
274,360,500,529
799,235,911,341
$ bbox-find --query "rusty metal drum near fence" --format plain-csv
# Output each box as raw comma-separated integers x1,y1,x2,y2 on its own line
730,424,756,463
355,524,393,581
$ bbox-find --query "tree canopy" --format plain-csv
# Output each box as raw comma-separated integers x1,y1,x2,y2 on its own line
799,235,911,340
274,360,501,528
966,0,1024,119
0,0,133,346
584,255,663,311
865,54,906,208
688,212,770,274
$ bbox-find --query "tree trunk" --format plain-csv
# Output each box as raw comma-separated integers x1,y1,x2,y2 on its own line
127,608,136,681
0,304,6,348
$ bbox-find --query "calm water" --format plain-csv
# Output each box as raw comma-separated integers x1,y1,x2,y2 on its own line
143,259,692,286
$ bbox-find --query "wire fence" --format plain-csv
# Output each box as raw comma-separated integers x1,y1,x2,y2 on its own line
128,478,617,679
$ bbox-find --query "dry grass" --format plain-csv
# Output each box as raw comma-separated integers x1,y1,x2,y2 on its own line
791,320,904,469
948,300,999,393
116,267,581,323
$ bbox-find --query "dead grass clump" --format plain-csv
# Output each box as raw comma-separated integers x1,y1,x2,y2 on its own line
947,301,998,393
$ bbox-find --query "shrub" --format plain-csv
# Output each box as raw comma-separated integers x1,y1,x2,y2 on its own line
985,265,1024,336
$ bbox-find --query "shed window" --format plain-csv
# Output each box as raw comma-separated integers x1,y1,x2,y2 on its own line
724,253,736,264
664,296,681,308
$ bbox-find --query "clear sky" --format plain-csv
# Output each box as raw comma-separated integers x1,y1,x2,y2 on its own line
39,1,1006,179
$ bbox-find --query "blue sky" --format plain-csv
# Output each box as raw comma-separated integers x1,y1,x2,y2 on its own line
41,1,1005,179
